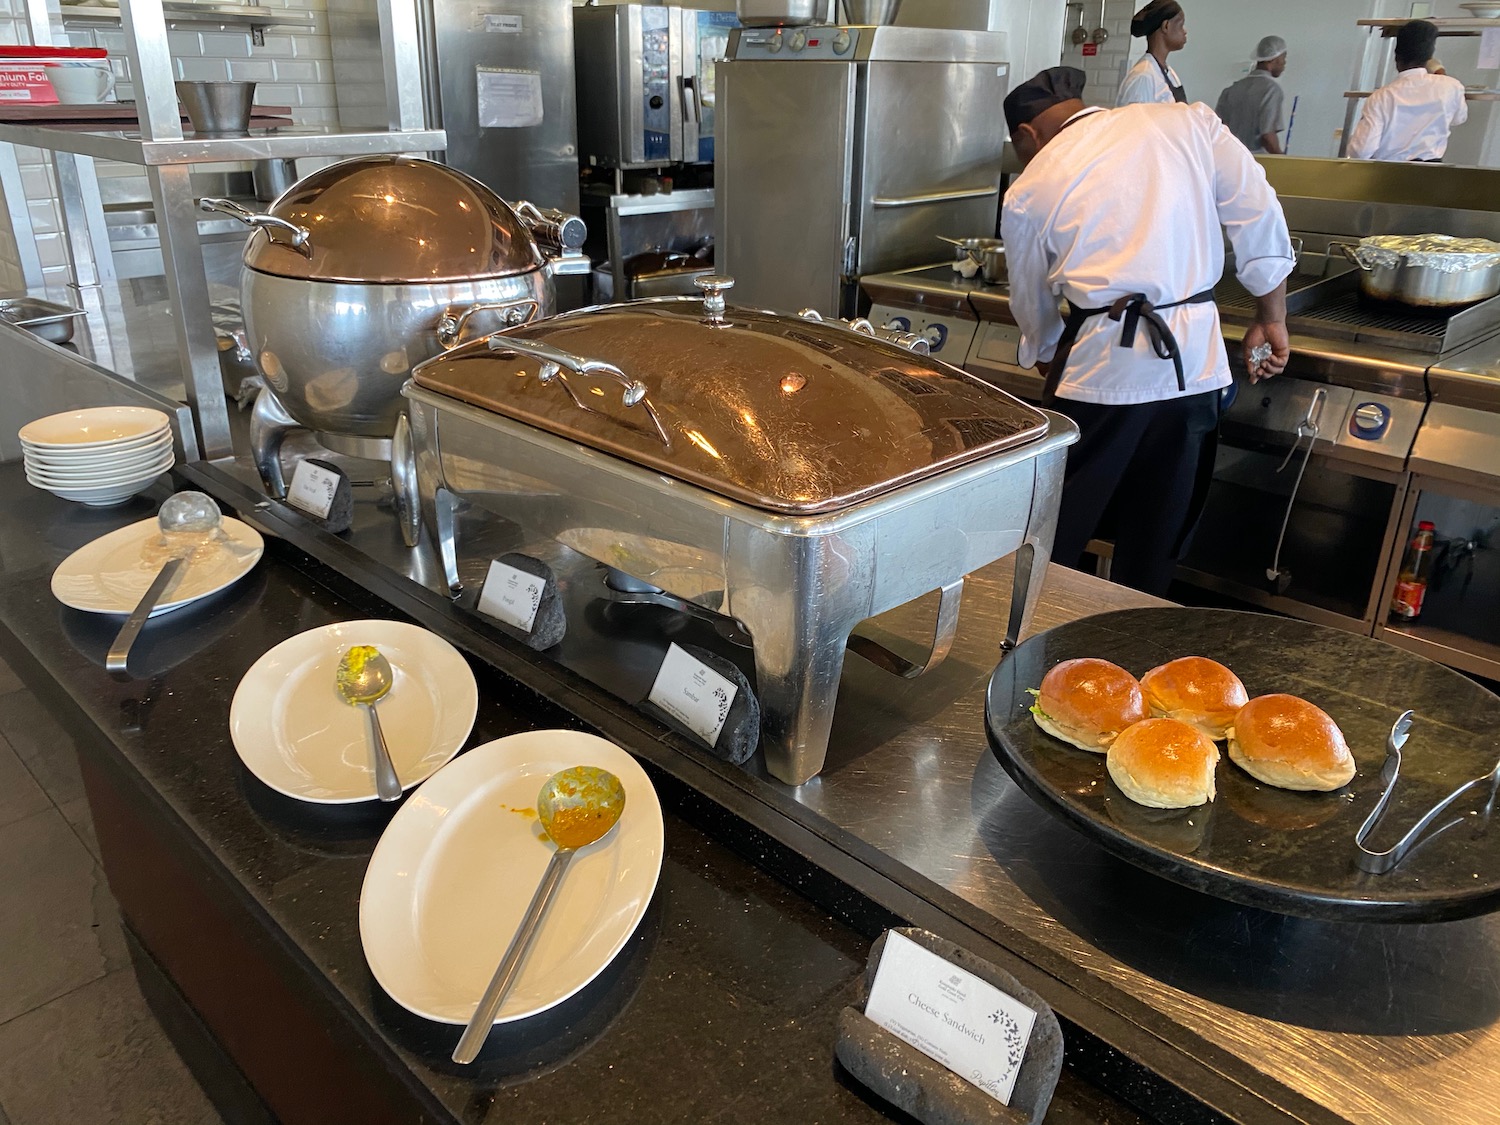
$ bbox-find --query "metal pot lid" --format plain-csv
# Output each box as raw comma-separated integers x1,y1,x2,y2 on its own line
242,156,544,284
410,283,1049,515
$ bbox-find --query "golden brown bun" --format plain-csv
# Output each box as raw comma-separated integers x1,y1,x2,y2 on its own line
1140,656,1249,740
1106,718,1219,809
1033,658,1146,753
1226,694,1356,792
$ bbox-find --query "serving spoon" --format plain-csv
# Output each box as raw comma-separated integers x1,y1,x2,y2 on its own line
452,765,626,1063
335,646,402,802
107,491,222,679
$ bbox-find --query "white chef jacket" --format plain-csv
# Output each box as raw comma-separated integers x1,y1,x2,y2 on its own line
1118,55,1182,106
1348,68,1467,162
1000,102,1295,406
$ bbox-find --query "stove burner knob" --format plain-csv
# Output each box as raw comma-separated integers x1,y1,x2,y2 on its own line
833,29,853,54
790,30,807,51
768,30,784,52
885,316,911,331
1351,402,1391,440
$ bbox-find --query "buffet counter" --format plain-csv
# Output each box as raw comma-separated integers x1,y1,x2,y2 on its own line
0,464,1164,1125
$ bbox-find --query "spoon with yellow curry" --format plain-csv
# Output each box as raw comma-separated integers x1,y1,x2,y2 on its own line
451,765,626,1063
335,645,402,802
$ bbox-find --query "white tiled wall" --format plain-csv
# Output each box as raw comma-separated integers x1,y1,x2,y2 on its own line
0,0,338,290
1058,0,1138,107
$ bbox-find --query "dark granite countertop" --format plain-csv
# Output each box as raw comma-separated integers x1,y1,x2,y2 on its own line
0,469,1147,1125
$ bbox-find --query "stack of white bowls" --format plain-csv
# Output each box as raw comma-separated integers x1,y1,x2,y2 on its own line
20,406,175,507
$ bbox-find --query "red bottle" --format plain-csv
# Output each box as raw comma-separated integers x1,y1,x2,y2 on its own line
1390,521,1436,621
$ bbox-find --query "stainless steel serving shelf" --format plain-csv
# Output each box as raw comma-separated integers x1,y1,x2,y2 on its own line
0,123,444,167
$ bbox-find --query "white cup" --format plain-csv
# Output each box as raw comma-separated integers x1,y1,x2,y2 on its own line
44,64,115,105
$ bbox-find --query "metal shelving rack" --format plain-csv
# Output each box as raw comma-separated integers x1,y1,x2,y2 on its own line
1,0,443,459
1341,16,1500,157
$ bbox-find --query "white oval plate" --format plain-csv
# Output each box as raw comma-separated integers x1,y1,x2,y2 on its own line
360,730,664,1025
19,406,170,448
52,517,263,612
230,620,478,804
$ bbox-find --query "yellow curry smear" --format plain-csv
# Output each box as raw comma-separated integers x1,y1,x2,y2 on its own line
546,804,615,850
336,645,384,704
540,765,625,850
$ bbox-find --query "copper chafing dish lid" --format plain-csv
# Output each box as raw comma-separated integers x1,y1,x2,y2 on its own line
243,156,544,284
410,294,1050,515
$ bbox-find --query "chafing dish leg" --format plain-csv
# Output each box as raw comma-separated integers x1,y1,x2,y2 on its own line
434,486,463,596
249,387,302,500
391,414,421,549
1004,447,1067,651
738,604,850,786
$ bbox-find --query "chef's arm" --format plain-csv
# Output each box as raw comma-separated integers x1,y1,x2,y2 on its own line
999,204,1063,371
1244,280,1290,382
1260,132,1284,155
1347,100,1382,160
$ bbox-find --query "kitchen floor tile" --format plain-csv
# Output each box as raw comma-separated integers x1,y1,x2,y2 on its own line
0,969,222,1125
0,809,127,1025
0,690,84,807
58,795,100,863
0,734,49,832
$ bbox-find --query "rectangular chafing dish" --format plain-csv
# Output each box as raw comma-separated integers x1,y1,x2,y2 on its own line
394,284,1076,784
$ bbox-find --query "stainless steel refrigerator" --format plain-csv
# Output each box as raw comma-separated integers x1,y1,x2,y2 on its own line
328,0,579,216
716,25,1010,317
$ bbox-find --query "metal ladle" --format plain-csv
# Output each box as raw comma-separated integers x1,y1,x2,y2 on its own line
1069,1,1087,45
452,765,627,1063
1091,0,1109,45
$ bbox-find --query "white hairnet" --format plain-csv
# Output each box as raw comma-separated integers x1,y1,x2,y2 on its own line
1254,35,1287,62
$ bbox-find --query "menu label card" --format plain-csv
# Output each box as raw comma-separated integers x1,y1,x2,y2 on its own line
864,931,1036,1106
477,558,545,632
286,460,339,520
646,643,736,747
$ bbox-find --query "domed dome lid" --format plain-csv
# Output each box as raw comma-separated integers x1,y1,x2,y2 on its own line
242,156,544,283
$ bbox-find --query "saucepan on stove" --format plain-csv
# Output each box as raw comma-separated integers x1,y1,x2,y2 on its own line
939,236,1007,285
1330,234,1500,308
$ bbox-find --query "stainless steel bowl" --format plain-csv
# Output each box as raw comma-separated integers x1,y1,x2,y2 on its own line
176,80,255,136
1332,235,1500,308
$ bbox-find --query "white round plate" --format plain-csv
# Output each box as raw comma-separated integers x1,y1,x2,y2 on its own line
229,620,478,804
19,406,169,448
22,432,173,462
51,516,264,613
26,449,176,486
359,730,664,1025
32,475,170,507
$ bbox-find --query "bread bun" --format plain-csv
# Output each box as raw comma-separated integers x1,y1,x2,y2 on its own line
1227,694,1355,792
1031,658,1146,753
1140,656,1248,740
1106,718,1219,809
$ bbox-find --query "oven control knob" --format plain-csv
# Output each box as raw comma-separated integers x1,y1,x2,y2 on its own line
1351,402,1391,440
886,316,911,331
790,30,807,51
833,29,853,54
768,30,784,52
924,323,949,351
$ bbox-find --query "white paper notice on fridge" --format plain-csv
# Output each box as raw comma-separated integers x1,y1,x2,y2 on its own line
646,643,737,747
479,11,522,33
1480,28,1500,71
285,460,338,520
476,67,543,129
477,558,545,632
864,931,1037,1106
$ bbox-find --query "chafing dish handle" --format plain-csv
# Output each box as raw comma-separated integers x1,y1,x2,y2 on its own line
486,335,672,448
847,579,964,678
871,186,1000,209
199,197,312,257
513,200,587,252
436,300,540,349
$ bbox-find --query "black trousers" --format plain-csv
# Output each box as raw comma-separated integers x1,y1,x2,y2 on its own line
1050,391,1221,597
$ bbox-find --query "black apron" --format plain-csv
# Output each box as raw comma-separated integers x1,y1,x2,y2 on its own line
1040,288,1217,404
1155,57,1187,103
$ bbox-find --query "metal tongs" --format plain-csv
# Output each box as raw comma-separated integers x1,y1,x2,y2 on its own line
1354,709,1500,874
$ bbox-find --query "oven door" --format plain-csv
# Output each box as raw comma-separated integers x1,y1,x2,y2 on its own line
1176,376,1420,631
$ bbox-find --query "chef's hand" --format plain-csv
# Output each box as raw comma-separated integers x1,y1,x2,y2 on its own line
1243,321,1290,382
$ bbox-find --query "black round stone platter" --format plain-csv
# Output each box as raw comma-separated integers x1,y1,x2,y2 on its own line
984,607,1500,923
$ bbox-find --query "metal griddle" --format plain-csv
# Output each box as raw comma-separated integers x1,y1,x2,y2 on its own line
985,607,1500,922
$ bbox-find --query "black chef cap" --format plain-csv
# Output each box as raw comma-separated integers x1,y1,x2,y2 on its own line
1394,19,1439,67
1004,67,1087,135
1130,0,1182,38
